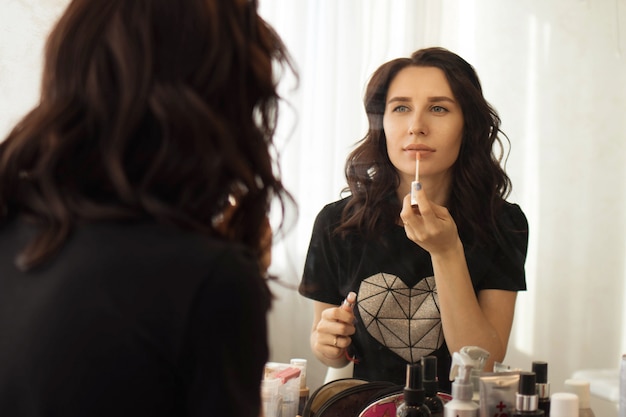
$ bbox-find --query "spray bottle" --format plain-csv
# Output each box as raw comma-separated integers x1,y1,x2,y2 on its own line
444,351,480,417
459,346,490,402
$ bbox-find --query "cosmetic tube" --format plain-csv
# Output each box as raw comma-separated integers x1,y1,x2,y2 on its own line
564,379,595,417
396,363,431,417
290,358,309,416
479,371,519,417
422,356,444,417
532,361,550,416
512,372,544,416
550,393,578,417
261,378,282,417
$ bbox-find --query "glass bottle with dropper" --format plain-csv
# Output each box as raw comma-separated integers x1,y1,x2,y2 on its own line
396,363,431,417
422,356,444,417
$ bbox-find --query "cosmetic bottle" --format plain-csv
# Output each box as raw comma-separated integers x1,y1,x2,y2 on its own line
444,351,479,417
290,358,309,416
564,379,595,417
422,356,444,417
396,363,431,417
532,361,550,416
550,393,578,417
512,372,545,416
459,345,490,402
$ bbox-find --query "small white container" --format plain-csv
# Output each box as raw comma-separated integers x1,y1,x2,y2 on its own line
551,392,579,417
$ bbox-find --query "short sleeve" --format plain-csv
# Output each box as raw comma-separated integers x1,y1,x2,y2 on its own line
298,202,345,306
474,202,529,291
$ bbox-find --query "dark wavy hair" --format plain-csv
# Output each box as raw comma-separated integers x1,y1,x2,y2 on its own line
338,47,511,247
0,0,296,270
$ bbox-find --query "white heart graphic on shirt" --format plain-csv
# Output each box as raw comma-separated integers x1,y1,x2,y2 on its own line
357,273,443,363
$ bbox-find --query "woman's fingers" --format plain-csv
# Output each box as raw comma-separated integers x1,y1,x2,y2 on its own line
401,187,459,254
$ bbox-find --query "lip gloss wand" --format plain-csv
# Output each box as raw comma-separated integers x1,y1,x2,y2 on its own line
410,152,421,207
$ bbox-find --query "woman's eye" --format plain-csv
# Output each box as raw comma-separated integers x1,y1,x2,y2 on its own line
393,105,410,113
431,105,448,113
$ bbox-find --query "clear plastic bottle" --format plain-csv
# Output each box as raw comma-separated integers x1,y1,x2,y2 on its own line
396,363,431,417
564,379,595,417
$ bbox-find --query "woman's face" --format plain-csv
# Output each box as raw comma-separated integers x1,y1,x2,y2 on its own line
383,66,464,188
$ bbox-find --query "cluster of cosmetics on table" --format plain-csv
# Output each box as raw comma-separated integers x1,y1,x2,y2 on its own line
262,359,309,417
396,346,599,417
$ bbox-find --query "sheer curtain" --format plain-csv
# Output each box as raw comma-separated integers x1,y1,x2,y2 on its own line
1,1,625,412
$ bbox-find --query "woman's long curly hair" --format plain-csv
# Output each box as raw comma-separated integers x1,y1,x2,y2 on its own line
0,0,296,270
338,47,511,247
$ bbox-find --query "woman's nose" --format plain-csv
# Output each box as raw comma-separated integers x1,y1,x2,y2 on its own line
408,113,427,136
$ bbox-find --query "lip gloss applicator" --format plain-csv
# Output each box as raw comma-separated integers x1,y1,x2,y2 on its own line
410,152,421,207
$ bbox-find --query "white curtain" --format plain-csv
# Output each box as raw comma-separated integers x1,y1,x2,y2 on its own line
2,1,625,412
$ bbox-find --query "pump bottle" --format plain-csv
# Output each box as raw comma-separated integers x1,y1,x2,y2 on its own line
396,363,431,417
421,356,444,417
444,351,479,417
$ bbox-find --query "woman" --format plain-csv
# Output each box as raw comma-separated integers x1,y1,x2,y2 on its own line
0,0,294,415
299,47,528,392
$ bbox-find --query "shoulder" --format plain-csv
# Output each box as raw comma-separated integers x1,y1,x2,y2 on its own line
497,201,529,235
64,221,263,292
312,196,351,228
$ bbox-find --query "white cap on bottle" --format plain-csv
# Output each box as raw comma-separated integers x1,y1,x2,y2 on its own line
564,379,591,409
551,392,579,417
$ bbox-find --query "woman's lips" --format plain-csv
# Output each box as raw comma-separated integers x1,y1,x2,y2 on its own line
405,147,434,157
405,144,434,151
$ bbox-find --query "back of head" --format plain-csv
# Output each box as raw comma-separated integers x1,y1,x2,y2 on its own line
0,0,295,269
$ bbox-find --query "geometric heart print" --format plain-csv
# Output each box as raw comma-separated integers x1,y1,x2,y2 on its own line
357,273,443,363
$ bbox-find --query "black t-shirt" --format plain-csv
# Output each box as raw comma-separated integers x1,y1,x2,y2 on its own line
299,197,528,393
0,219,270,417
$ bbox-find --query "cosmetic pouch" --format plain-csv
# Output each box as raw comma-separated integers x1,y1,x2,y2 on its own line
301,378,401,417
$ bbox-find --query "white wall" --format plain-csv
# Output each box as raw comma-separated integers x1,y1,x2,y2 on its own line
2,1,624,415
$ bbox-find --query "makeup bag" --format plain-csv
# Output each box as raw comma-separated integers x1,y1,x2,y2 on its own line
301,378,402,417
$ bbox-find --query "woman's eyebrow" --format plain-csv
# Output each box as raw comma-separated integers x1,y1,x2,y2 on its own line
386,96,411,104
386,95,457,104
427,96,456,103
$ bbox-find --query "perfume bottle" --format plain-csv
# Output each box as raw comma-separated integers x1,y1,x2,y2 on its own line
397,363,431,417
